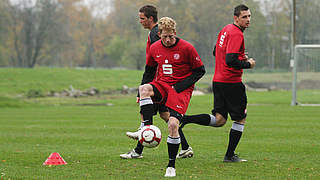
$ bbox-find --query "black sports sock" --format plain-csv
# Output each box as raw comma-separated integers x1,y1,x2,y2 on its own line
140,98,154,125
134,141,144,155
225,123,244,157
182,114,213,126
167,136,180,168
178,127,189,150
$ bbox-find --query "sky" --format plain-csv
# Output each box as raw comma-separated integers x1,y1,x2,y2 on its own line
9,0,112,17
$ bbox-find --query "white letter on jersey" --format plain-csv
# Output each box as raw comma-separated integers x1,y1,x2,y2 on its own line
163,59,173,75
219,32,227,47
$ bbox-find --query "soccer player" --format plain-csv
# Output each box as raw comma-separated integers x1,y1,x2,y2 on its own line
180,4,256,162
120,5,193,159
137,17,205,177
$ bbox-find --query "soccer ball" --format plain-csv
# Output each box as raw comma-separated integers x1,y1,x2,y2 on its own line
138,125,162,148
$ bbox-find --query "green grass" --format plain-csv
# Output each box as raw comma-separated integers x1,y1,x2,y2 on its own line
0,68,320,179
1,93,320,179
0,67,143,96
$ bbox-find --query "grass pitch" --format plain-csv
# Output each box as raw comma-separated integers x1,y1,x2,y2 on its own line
0,68,319,179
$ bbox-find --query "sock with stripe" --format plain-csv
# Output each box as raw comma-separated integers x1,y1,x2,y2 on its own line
167,136,180,168
140,98,153,125
225,122,244,157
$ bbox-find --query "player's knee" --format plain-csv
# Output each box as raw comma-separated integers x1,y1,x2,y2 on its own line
139,84,153,97
215,113,227,127
236,118,246,125
167,119,179,132
215,118,227,127
160,112,169,122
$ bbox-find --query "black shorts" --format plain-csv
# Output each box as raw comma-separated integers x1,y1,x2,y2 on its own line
211,82,247,121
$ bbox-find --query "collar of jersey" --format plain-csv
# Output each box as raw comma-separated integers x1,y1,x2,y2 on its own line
232,23,244,32
161,37,180,48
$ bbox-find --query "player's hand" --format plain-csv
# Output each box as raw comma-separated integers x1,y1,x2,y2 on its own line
136,97,140,103
244,51,249,60
248,58,256,68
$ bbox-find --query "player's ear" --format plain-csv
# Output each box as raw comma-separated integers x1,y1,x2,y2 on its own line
149,16,154,22
158,32,161,37
233,15,238,23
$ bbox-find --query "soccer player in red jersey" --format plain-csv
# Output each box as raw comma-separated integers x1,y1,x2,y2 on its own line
120,5,193,160
180,4,256,162
139,17,205,177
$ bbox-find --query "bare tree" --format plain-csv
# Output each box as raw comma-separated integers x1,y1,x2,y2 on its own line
8,0,59,68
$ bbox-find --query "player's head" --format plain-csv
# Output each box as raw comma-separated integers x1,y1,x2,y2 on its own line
139,5,158,30
158,17,177,47
233,4,251,30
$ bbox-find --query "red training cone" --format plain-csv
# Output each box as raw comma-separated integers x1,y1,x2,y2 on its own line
43,152,67,165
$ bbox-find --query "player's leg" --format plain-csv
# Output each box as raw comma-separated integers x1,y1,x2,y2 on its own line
159,106,193,159
159,107,193,159
165,109,181,177
126,83,157,139
120,84,156,159
176,126,193,159
125,114,144,140
223,82,247,162
126,103,161,140
139,84,155,125
180,82,227,128
181,113,218,128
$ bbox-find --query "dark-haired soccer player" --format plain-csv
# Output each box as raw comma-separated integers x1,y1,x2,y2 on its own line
180,4,256,162
120,5,193,160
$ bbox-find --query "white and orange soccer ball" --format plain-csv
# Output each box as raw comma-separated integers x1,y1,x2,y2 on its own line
138,125,162,148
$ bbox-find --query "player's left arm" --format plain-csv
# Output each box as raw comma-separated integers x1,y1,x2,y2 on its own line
225,33,251,69
173,65,205,93
226,53,251,69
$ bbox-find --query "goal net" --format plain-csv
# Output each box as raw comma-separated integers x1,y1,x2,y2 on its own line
291,44,320,106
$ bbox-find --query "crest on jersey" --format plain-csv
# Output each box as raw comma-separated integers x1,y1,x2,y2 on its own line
173,53,180,60
196,56,201,61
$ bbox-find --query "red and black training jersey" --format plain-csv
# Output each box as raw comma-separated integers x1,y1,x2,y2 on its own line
147,38,204,87
213,24,247,83
146,24,160,58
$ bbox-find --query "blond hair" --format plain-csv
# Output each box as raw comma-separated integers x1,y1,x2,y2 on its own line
158,17,176,33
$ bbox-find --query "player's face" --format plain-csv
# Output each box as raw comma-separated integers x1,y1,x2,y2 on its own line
159,30,176,47
235,10,251,29
139,12,152,30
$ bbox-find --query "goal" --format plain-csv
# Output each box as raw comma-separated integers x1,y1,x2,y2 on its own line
291,44,320,106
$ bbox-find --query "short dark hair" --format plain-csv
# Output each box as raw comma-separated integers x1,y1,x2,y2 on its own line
139,5,158,23
234,4,249,17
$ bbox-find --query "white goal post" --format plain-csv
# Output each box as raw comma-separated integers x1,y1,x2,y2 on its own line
291,44,320,106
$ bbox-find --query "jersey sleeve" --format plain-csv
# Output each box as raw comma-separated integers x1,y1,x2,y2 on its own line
146,45,157,67
149,31,160,45
189,45,204,68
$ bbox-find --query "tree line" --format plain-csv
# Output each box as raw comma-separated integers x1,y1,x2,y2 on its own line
0,0,319,71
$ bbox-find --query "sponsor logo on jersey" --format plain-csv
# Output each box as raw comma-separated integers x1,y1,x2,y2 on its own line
173,53,180,60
